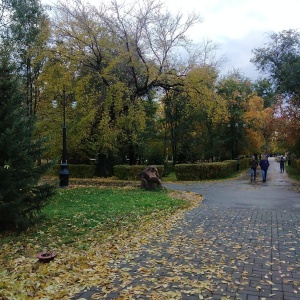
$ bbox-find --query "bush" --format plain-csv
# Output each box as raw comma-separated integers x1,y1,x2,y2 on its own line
292,159,300,173
163,161,174,177
175,161,238,181
223,160,239,172
113,165,164,180
239,157,250,170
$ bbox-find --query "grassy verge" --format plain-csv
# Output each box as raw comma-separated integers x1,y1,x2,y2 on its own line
286,165,300,181
0,186,203,299
0,187,191,256
163,170,243,182
162,171,177,181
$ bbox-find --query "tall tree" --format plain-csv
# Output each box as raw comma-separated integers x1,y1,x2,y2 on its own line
216,71,253,159
8,0,50,116
184,66,227,161
243,94,265,155
162,66,227,164
0,50,54,229
251,29,300,155
251,29,300,101
44,0,203,167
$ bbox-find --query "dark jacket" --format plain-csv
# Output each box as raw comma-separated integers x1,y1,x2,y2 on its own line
250,159,258,169
259,159,270,170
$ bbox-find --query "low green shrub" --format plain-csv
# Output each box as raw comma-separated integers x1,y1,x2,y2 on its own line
292,159,300,173
113,165,164,180
239,157,250,170
163,161,174,176
223,160,239,172
175,160,238,181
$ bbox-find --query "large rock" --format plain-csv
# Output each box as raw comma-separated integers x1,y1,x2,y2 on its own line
139,165,162,190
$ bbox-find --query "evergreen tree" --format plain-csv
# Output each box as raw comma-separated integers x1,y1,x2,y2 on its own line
0,51,54,230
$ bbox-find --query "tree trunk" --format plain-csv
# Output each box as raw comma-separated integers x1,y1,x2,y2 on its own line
96,153,108,177
128,143,136,165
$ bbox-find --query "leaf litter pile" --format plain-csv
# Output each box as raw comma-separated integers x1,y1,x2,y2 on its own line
1,187,300,299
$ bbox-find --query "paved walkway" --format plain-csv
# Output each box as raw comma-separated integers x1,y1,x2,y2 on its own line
73,158,300,299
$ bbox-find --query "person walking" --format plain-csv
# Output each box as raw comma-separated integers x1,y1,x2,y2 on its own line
260,155,270,182
249,156,258,182
279,156,285,172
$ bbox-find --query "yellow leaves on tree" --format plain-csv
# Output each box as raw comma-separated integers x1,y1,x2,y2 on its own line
184,67,228,123
243,95,265,153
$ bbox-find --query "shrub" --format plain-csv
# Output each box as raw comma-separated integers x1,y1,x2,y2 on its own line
292,159,300,173
113,165,164,180
240,157,250,170
175,161,238,181
163,161,174,176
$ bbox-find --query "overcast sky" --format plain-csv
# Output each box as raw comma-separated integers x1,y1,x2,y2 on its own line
45,0,300,80
164,0,300,80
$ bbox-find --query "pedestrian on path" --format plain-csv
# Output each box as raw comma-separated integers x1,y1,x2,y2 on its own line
279,156,285,172
249,156,258,181
259,155,270,182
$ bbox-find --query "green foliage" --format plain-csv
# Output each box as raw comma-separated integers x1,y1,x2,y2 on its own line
0,51,54,230
291,159,300,173
286,162,300,181
252,78,276,108
223,160,241,172
46,164,96,178
216,71,256,159
7,0,50,116
175,161,237,181
144,140,165,165
239,157,251,170
113,165,164,180
163,161,174,177
175,164,201,180
251,29,300,99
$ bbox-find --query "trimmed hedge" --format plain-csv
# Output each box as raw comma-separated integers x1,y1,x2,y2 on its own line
46,164,96,178
240,157,250,170
175,160,238,181
113,165,164,180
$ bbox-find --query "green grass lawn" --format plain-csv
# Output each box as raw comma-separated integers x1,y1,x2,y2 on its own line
286,165,300,181
0,187,190,254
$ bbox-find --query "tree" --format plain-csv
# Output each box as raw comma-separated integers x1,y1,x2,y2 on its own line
7,0,51,116
251,29,300,101
252,77,276,108
0,50,54,229
184,66,227,161
216,71,253,159
161,66,227,164
47,0,202,166
274,98,300,156
243,95,265,155
251,29,300,155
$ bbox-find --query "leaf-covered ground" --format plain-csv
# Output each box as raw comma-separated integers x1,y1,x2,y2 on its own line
2,178,300,300
75,203,300,300
0,190,203,300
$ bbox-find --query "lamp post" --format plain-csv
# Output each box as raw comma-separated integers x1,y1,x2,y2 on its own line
52,89,75,188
